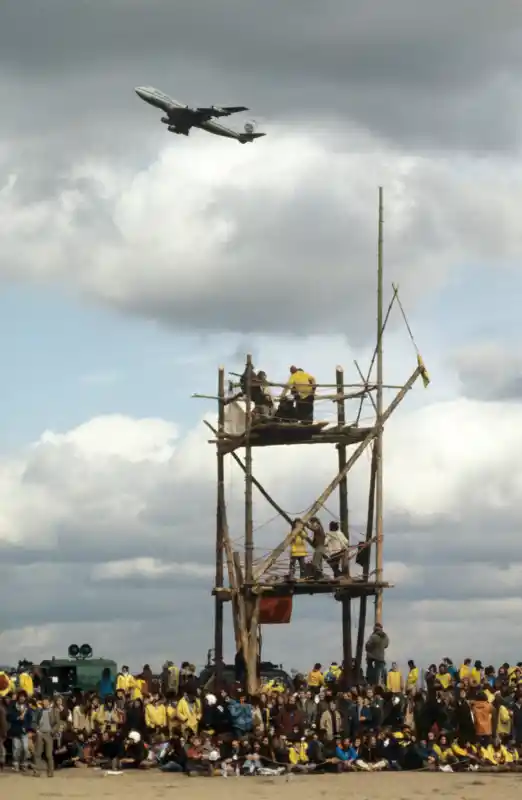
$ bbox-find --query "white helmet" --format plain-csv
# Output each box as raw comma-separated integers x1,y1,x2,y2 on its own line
206,693,217,706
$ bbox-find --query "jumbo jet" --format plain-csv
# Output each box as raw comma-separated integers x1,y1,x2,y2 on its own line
135,86,266,144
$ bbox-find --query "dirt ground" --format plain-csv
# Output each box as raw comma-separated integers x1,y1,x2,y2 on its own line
2,770,521,800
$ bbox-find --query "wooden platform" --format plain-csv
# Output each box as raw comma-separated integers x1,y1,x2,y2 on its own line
212,421,374,454
213,578,391,601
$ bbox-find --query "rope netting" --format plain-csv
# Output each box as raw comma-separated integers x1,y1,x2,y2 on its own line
230,537,377,583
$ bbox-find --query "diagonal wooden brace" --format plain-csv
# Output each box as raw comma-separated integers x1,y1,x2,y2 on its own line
253,365,422,582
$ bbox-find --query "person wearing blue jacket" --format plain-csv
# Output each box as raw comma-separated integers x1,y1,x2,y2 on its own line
7,694,33,771
227,698,253,738
335,737,358,770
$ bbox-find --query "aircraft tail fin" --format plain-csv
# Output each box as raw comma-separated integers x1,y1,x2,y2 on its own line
238,132,266,144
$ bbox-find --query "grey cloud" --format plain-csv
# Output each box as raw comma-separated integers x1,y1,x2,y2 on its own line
452,341,522,401
2,2,522,341
3,1,522,152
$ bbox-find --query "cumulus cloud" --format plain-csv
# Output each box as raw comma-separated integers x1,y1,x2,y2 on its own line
1,1,522,343
1,393,522,668
1,135,522,341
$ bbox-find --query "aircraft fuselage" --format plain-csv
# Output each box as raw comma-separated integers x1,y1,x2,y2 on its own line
135,86,250,141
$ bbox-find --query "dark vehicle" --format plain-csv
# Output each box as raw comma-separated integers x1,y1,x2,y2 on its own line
36,644,117,696
199,654,294,692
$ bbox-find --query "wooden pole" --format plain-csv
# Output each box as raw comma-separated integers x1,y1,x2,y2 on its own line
355,442,378,679
375,187,384,625
244,354,254,584
254,365,422,581
221,509,241,650
233,552,250,659
214,367,226,687
336,366,352,686
243,355,259,694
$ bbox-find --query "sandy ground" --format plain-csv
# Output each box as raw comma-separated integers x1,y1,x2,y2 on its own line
2,770,521,800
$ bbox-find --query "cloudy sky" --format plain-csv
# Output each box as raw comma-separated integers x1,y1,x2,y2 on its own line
1,0,522,673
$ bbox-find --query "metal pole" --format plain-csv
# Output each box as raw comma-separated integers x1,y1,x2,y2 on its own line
375,186,384,624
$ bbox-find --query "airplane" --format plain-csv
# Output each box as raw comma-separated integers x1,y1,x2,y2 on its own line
135,86,266,144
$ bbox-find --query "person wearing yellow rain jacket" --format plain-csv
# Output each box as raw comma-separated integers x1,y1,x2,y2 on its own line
176,693,202,735
307,664,324,692
145,697,167,731
116,666,135,695
18,670,34,697
406,661,419,693
289,738,310,771
260,679,285,694
0,671,15,698
289,519,308,580
132,676,148,700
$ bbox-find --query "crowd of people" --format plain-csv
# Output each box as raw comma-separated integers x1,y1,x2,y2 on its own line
2,642,522,779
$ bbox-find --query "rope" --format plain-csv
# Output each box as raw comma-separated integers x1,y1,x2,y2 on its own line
393,283,430,388
394,286,419,356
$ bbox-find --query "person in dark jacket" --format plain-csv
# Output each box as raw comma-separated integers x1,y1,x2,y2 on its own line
454,690,475,742
365,624,389,685
0,700,7,770
274,697,305,736
7,693,33,771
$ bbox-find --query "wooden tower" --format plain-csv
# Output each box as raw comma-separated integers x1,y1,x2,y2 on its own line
197,188,427,693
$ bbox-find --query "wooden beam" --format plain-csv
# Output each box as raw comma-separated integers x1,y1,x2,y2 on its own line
336,366,352,686
253,365,422,582
233,551,249,658
214,366,225,686
355,442,378,679
244,355,254,585
220,504,241,651
375,186,384,625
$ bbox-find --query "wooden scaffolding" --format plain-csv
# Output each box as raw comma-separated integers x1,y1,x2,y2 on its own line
196,188,428,693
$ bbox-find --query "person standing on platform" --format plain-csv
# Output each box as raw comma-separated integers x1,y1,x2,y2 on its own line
309,517,327,578
288,518,308,580
279,366,317,423
325,521,349,577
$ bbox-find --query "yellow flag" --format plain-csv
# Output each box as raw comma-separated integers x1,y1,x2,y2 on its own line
417,354,430,388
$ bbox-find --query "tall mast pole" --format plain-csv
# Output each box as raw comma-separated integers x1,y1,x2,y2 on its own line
375,186,384,624
244,354,254,584
214,366,225,687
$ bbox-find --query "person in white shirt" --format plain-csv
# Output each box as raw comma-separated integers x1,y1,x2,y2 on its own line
326,521,349,577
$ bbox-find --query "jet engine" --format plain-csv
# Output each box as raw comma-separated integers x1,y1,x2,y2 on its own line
244,121,256,135
161,116,170,124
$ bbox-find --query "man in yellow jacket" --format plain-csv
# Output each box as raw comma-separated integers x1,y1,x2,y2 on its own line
0,670,15,698
116,666,136,695
280,366,317,423
289,518,308,580
177,692,202,735
18,669,34,697
386,662,403,693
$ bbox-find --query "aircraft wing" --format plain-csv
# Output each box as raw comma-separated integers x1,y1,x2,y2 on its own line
195,105,248,118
